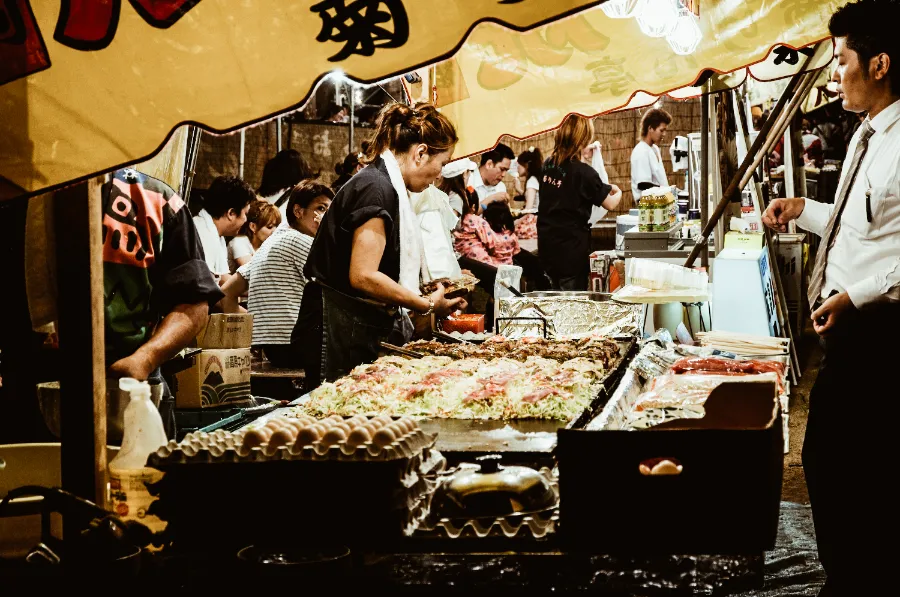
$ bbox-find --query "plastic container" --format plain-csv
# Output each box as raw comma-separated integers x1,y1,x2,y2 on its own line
108,378,168,534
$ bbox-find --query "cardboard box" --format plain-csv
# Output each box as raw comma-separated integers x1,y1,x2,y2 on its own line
724,230,764,250
195,314,253,349
173,348,252,409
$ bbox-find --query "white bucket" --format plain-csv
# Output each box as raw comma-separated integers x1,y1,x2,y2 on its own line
616,211,639,253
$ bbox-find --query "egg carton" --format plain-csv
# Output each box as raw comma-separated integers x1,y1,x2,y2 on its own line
151,420,434,467
417,468,559,540
419,508,558,540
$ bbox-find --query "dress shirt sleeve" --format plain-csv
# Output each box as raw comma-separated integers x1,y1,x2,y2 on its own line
846,260,900,307
794,198,833,238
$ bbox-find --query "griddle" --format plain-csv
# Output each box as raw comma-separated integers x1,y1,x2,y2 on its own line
286,337,636,465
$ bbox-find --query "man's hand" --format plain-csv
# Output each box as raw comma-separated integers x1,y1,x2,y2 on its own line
762,198,805,232
108,352,154,381
483,192,511,206
429,285,467,318
811,291,855,336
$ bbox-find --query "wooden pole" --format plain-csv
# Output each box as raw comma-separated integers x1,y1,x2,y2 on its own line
54,177,107,507
700,83,709,269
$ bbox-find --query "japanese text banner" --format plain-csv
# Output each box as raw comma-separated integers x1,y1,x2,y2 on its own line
436,0,845,156
0,0,607,196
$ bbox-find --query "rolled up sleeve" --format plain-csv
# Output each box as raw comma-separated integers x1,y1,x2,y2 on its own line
795,198,833,238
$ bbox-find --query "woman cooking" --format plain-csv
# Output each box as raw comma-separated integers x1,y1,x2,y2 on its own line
297,103,467,386
538,114,622,290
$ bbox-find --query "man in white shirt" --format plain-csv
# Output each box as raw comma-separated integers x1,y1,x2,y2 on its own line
630,108,672,202
193,176,254,283
469,143,515,209
762,2,900,593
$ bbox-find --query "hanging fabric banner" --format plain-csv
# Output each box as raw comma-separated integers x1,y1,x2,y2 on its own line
433,0,844,156
0,0,607,197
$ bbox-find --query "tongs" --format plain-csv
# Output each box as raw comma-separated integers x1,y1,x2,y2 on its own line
379,342,426,358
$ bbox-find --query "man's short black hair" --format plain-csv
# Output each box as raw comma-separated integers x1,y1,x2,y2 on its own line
830,0,900,96
203,176,255,219
480,143,515,166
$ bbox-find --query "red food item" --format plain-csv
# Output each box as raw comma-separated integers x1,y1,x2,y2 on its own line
522,388,559,404
442,314,485,334
669,357,785,392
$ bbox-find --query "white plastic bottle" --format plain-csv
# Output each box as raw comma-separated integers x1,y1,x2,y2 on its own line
108,378,168,534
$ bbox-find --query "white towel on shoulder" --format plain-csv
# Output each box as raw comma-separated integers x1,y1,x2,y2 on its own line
380,150,424,294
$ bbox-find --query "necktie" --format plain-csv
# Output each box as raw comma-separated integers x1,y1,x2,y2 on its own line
806,121,875,307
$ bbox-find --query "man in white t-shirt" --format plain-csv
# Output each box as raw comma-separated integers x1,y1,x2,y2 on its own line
469,143,515,209
630,108,672,202
193,176,254,284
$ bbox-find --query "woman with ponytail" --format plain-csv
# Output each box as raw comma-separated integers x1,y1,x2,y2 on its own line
538,114,622,290
297,103,466,386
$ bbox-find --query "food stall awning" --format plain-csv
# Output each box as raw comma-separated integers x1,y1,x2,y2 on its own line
0,0,607,197
430,0,842,156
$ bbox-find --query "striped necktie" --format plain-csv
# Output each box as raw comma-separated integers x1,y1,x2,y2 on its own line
806,121,875,307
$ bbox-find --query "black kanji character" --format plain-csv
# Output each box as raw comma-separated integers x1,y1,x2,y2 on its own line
310,0,410,62
772,45,814,67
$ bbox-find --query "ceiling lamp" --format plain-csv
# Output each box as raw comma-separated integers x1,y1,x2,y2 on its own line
600,0,646,19
636,0,679,38
666,5,703,55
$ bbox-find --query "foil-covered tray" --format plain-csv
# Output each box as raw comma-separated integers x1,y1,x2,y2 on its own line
497,292,643,338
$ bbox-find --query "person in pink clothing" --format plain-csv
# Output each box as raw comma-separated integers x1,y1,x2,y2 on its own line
482,202,520,265
453,188,516,266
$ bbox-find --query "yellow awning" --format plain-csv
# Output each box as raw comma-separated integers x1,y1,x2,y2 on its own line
433,0,844,156
0,0,606,197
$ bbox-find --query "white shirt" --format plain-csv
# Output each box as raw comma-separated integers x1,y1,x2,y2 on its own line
237,226,313,346
193,209,229,277
227,235,254,273
468,167,507,202
447,191,465,216
525,176,540,208
410,185,462,280
796,99,900,307
630,141,669,201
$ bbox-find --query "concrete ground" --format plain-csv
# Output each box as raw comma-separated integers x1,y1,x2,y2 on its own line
781,323,823,505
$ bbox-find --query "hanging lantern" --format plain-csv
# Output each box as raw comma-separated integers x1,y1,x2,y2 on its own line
666,5,703,55
600,0,646,19
636,0,679,38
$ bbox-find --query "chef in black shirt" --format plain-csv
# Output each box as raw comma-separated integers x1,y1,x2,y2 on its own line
538,114,622,290
297,103,466,385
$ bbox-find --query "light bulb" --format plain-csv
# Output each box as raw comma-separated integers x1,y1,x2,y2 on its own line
636,0,679,38
666,6,702,55
601,0,646,19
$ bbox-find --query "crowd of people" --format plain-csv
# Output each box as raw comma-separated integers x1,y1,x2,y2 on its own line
166,98,688,389
158,102,649,387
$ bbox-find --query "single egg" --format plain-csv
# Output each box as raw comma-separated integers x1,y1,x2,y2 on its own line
321,427,348,446
268,428,296,449
332,422,353,436
397,417,417,433
373,427,397,448
346,426,373,447
326,414,344,423
318,418,337,429
265,420,286,432
386,422,407,438
295,426,323,447
242,429,267,449
374,414,393,426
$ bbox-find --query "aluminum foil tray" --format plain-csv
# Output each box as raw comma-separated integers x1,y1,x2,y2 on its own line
497,293,643,338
